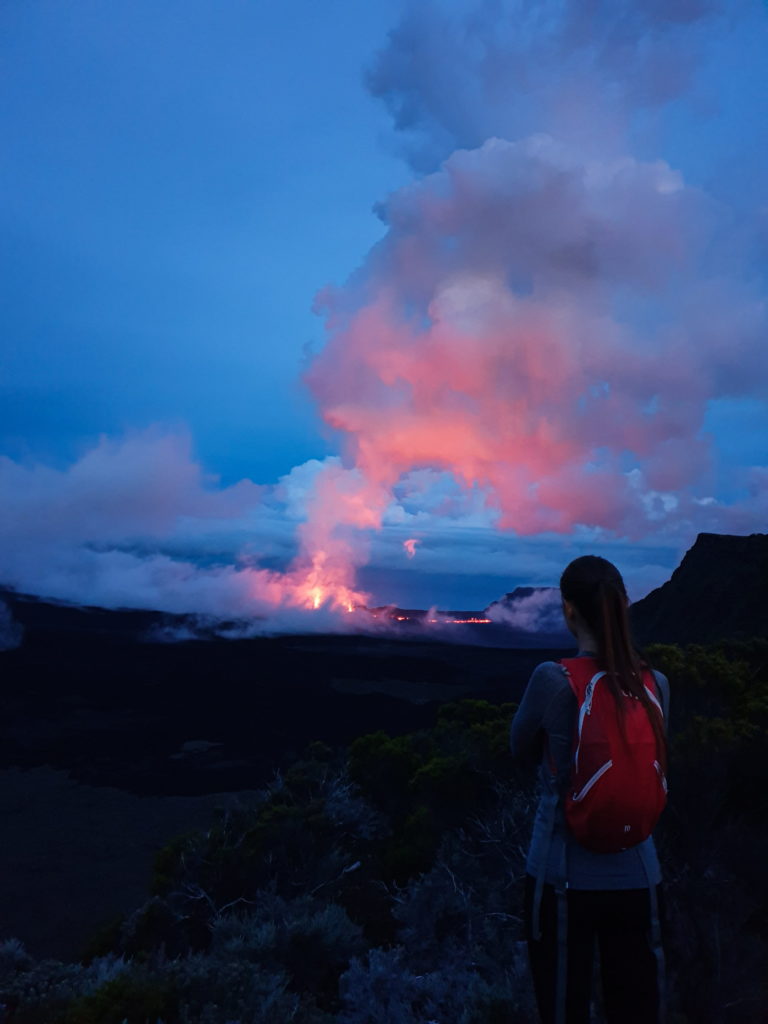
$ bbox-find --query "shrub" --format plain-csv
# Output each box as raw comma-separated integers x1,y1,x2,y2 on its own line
209,892,365,1009
174,956,303,1023
0,951,128,1024
348,731,424,818
337,945,535,1024
62,965,177,1024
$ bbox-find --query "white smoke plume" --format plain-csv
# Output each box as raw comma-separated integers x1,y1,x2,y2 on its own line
486,587,564,631
367,0,739,170
305,0,767,544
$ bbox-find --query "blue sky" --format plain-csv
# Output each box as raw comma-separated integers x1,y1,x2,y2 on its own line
1,0,766,617
1,0,409,479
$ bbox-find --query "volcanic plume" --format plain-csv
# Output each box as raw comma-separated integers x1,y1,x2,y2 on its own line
294,0,768,609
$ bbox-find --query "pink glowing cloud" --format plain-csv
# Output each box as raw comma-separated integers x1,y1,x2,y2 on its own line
308,135,766,539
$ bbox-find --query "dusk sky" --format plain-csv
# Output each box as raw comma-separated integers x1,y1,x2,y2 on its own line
1,0,767,621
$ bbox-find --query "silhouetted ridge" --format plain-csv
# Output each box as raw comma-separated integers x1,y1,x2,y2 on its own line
631,532,768,644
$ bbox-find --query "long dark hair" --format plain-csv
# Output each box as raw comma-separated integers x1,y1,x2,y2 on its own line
560,555,667,771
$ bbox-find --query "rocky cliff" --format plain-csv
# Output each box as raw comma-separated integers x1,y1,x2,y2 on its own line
631,532,768,644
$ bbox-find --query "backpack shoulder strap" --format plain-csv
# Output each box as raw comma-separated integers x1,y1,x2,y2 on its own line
641,668,664,719
559,657,600,701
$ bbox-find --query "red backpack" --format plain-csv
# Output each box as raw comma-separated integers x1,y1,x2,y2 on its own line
560,657,667,853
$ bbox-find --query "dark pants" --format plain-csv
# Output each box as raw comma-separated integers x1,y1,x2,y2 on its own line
524,874,664,1024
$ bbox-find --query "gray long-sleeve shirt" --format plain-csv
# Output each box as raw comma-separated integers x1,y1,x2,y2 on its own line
510,654,670,889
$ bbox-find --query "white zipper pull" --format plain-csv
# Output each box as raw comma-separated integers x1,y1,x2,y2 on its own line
584,672,606,716
584,681,595,715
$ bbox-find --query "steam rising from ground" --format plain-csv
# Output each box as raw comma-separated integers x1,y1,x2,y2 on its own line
0,434,488,621
0,435,371,621
486,588,564,632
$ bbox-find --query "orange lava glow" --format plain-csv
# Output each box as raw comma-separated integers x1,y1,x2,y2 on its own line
386,612,492,625
293,556,367,614
246,538,370,616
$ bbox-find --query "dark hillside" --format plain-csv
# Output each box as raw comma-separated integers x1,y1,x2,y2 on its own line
0,590,562,796
0,592,563,958
631,532,768,644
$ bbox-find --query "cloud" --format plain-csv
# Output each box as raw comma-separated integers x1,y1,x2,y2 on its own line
0,429,263,548
366,0,742,170
309,0,765,550
486,587,564,631
0,426,684,616
308,134,767,539
0,430,265,612
0,430,325,618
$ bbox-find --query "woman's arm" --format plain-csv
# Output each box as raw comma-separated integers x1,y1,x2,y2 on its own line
509,661,567,761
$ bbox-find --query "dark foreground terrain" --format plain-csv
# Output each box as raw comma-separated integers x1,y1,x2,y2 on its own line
1,634,766,1022
1,531,766,1015
0,592,564,959
1,592,562,796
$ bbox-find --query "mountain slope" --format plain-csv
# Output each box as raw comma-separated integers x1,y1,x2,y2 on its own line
631,532,768,644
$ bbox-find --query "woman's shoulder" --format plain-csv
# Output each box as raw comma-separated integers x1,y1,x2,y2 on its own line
513,660,574,736
526,660,572,703
529,660,569,684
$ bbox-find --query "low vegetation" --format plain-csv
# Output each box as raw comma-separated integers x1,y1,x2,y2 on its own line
1,642,766,1023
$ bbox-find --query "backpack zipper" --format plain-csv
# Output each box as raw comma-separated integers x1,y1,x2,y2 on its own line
583,670,607,716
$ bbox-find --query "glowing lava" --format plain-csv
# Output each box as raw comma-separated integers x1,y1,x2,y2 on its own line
447,617,492,624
